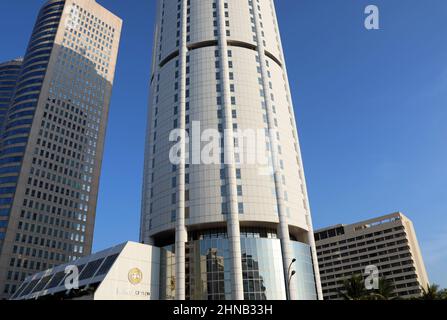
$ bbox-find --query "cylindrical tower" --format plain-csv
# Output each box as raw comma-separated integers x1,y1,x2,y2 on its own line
0,58,22,254
0,59,23,137
142,0,322,300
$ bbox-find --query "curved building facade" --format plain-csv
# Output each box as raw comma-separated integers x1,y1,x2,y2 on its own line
0,59,23,136
0,58,23,252
141,0,322,300
0,1,65,233
0,0,122,299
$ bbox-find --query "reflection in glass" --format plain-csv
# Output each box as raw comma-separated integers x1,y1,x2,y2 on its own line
159,233,317,300
291,242,318,300
160,244,176,300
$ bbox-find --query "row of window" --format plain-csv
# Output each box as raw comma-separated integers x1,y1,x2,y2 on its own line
318,233,408,261
316,226,406,250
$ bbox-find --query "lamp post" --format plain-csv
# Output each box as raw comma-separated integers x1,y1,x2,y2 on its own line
286,258,297,300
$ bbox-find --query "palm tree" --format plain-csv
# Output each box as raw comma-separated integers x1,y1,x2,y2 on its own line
420,284,442,300
370,277,397,300
339,274,368,300
339,275,397,300
440,289,447,300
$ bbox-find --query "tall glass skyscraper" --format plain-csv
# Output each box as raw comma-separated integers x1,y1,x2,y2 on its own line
0,0,121,299
141,0,322,300
0,59,23,137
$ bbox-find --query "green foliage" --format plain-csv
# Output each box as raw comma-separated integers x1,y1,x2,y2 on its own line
339,275,397,300
439,289,447,300
419,284,445,300
338,274,367,300
338,276,447,301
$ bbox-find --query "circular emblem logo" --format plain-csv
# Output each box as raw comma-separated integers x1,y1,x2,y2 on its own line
128,268,143,285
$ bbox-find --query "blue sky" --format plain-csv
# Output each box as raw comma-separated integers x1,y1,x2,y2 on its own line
0,1,446,288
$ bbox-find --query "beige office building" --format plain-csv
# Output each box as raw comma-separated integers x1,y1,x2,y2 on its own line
315,212,429,300
0,0,121,299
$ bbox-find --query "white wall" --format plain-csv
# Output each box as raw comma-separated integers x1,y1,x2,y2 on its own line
94,242,160,300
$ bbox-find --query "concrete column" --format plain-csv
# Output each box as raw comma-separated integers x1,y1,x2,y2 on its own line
268,0,323,300
217,0,244,301
305,214,323,300
251,0,297,301
175,0,188,300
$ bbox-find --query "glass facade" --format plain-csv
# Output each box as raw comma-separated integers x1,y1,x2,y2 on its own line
160,234,317,300
0,60,22,136
159,244,176,300
0,59,23,250
240,238,287,300
291,241,318,300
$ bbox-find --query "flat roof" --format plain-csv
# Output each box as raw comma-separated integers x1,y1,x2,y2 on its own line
314,212,407,234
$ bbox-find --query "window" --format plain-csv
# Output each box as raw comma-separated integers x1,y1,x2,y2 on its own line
236,169,241,179
221,202,228,215
220,186,227,197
